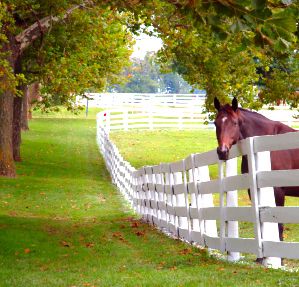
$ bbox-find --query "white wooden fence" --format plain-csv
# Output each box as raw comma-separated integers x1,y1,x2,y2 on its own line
97,108,211,131
78,92,206,108
80,92,299,126
97,110,299,268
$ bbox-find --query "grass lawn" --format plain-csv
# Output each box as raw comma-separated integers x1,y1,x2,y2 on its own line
0,109,298,286
111,129,299,267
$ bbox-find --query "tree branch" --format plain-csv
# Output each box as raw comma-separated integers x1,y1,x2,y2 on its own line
15,0,94,54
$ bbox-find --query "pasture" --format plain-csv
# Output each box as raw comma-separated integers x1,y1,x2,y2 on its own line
0,109,298,286
110,129,299,266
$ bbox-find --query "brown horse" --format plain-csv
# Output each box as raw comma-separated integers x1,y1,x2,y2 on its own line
213,97,299,245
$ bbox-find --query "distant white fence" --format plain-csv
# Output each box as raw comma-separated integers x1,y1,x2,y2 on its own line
98,108,210,131
78,92,206,108
97,110,299,268
81,93,299,126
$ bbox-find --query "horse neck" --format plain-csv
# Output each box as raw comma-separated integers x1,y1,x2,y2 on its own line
238,109,282,140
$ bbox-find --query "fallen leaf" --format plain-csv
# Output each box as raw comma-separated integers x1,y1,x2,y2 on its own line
85,242,94,248
135,231,145,237
131,221,140,228
157,261,166,270
60,241,71,247
179,248,192,255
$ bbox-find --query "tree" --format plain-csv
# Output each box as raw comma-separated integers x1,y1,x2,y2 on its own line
111,51,192,93
133,0,298,113
1,0,298,177
0,1,133,177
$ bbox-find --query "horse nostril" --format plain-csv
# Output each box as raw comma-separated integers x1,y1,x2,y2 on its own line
217,146,229,161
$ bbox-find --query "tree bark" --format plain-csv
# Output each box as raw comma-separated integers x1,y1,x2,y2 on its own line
13,96,23,162
0,33,18,177
21,86,29,130
0,90,16,177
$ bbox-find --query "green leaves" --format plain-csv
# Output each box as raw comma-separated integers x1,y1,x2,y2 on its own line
251,0,266,11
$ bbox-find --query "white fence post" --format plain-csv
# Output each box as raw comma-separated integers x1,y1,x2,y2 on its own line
246,137,263,259
106,111,111,133
218,161,226,253
190,158,204,246
198,166,218,243
226,157,240,261
124,110,129,131
255,151,281,268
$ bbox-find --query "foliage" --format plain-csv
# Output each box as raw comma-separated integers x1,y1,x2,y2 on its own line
131,0,298,113
0,1,135,110
258,52,299,108
21,7,134,111
158,0,298,52
157,27,261,113
1,0,298,110
111,52,192,93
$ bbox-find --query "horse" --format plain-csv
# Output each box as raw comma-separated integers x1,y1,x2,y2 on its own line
213,97,299,262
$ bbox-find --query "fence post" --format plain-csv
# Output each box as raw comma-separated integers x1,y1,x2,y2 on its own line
246,137,263,260
190,157,204,246
226,157,240,261
162,164,176,235
255,151,281,268
159,164,168,229
106,111,111,133
124,110,129,131
198,166,218,244
218,161,226,253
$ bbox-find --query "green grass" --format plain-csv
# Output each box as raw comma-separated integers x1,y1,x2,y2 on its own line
0,115,299,286
110,129,217,169
111,129,299,267
32,107,103,119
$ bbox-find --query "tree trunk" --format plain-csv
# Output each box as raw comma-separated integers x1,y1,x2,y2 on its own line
21,85,29,131
0,90,16,177
0,32,18,177
13,96,23,162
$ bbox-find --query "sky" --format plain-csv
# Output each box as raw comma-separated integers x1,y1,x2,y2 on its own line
131,33,163,59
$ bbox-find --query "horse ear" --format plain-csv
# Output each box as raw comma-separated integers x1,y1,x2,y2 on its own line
214,97,221,111
232,97,238,111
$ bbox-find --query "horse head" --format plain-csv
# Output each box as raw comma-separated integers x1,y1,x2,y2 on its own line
214,97,241,161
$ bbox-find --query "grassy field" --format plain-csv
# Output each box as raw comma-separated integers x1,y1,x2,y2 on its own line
110,129,299,265
0,109,298,286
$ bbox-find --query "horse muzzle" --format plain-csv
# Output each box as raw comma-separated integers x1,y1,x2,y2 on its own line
217,146,229,161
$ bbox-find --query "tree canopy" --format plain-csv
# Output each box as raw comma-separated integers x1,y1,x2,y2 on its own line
0,0,298,176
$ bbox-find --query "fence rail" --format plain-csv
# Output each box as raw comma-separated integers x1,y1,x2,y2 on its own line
78,92,206,108
97,109,299,268
97,108,210,131
81,92,299,126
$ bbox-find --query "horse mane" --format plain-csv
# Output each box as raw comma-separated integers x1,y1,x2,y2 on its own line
238,107,272,121
220,104,296,133
220,104,277,122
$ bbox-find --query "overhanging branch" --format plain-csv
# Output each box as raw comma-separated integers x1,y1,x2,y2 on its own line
15,0,94,54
